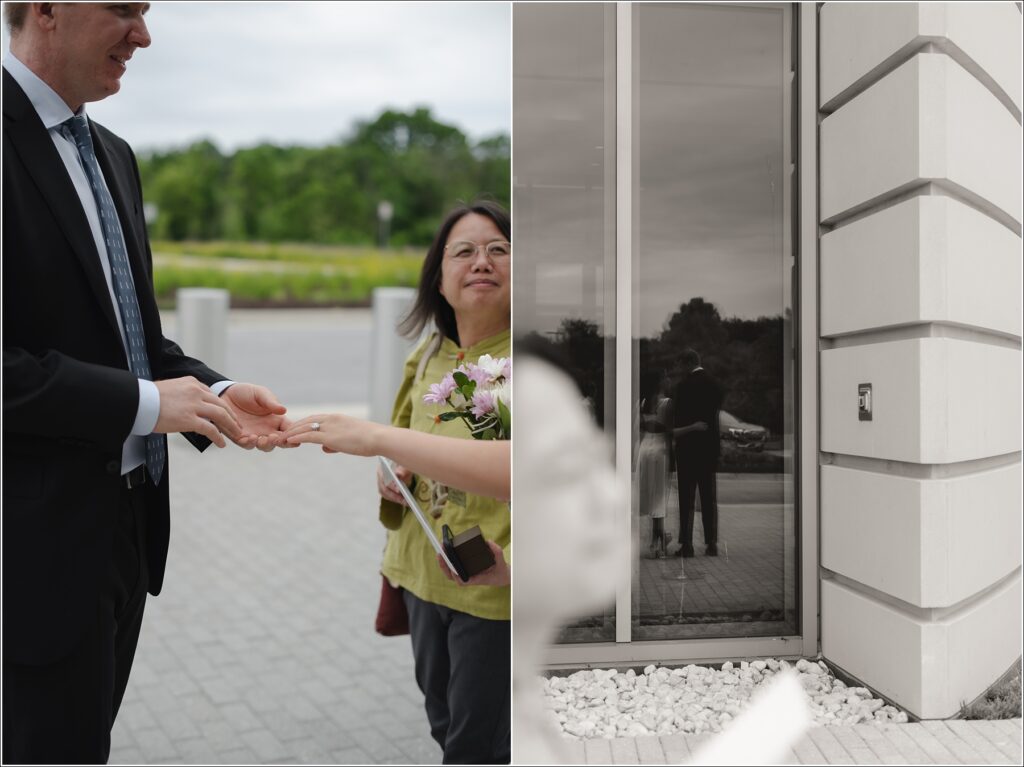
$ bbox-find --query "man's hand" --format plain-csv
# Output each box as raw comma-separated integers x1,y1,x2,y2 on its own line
221,383,293,452
377,462,412,505
154,377,242,448
437,541,510,587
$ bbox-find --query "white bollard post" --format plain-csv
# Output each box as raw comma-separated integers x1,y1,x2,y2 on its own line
370,287,418,424
176,288,230,374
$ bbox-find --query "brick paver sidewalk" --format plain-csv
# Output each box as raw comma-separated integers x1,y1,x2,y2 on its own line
573,718,1023,764
109,408,440,764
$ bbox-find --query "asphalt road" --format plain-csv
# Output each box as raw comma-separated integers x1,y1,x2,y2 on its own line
161,308,372,407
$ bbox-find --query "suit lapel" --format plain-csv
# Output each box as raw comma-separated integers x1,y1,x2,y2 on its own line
2,69,122,343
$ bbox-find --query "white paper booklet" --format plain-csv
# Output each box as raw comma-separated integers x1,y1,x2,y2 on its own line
378,456,460,575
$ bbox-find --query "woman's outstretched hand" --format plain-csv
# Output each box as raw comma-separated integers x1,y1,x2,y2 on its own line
284,413,380,455
284,414,415,504
437,541,510,587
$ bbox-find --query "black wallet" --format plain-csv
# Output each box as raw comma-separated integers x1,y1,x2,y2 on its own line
442,524,496,582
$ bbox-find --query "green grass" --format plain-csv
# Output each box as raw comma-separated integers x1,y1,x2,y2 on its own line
153,239,423,266
960,659,1022,720
151,240,423,307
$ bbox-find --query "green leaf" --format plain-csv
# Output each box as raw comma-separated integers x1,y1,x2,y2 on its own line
497,399,511,437
439,412,463,422
452,371,470,388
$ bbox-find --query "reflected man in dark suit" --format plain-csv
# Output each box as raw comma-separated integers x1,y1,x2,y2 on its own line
3,4,292,762
672,349,723,557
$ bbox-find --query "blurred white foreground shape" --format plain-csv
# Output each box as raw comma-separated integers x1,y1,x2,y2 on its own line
513,356,810,764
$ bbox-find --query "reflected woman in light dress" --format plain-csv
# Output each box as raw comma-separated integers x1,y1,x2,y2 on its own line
637,372,674,558
637,370,708,558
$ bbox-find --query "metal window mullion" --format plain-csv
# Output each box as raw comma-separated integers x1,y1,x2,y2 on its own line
781,0,798,641
798,1,821,659
615,1,634,644
544,636,807,669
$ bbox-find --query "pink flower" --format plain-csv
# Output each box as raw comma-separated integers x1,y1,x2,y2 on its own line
459,363,492,388
423,373,457,405
470,389,497,418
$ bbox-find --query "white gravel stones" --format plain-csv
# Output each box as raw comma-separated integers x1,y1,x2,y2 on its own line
541,658,909,740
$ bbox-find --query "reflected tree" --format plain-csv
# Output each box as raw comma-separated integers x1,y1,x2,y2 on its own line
527,298,787,465
520,318,607,426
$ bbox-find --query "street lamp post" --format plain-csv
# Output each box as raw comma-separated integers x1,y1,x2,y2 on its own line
377,200,393,249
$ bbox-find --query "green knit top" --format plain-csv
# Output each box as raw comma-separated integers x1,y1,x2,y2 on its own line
379,328,511,621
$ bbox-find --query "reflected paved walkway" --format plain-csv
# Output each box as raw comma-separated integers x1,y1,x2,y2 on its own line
557,474,799,641
634,503,796,638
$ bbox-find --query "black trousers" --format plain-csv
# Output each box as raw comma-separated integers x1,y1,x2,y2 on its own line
403,590,510,765
2,482,150,765
677,464,718,548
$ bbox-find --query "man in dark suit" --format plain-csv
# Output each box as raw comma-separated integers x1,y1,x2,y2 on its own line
672,349,723,557
2,4,292,762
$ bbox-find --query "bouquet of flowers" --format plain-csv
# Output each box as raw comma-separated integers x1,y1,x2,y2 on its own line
423,354,511,440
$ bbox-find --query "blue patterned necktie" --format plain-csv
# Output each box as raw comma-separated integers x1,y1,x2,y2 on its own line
61,114,165,485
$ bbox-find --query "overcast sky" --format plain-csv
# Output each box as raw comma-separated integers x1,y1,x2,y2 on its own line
3,2,511,153
514,2,787,332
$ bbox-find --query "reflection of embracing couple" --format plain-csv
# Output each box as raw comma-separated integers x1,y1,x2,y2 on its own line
2,5,509,764
638,349,723,559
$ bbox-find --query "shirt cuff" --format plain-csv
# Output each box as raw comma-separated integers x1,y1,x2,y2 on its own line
211,380,235,396
131,378,161,436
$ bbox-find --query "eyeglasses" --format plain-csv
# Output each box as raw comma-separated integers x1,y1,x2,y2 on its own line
444,240,511,260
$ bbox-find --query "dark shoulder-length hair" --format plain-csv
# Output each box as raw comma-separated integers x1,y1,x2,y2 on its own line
398,200,510,346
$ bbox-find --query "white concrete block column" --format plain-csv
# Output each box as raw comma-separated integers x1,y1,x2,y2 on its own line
821,463,1022,607
821,197,1022,339
822,575,1023,719
176,288,229,374
821,53,1021,228
817,2,1022,719
369,287,418,425
820,338,1021,464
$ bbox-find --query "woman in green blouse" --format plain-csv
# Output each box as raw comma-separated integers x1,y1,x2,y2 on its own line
373,201,510,763
377,201,512,763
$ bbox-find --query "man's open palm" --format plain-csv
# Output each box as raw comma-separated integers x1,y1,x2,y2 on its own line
222,383,294,452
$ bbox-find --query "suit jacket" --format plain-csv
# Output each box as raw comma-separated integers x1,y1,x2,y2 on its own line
672,368,723,470
2,69,224,665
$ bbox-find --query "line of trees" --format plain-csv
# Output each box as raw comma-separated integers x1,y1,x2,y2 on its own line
524,297,790,436
137,108,510,246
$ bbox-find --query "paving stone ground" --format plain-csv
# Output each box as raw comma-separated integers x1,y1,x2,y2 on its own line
109,310,438,763
575,719,1023,764
109,416,440,764
161,307,374,407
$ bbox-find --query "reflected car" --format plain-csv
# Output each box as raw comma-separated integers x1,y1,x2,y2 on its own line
719,411,768,451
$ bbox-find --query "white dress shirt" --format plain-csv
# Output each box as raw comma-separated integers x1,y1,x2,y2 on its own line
4,52,232,473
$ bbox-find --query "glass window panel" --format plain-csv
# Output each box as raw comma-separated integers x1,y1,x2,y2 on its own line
631,3,798,641
513,2,617,643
